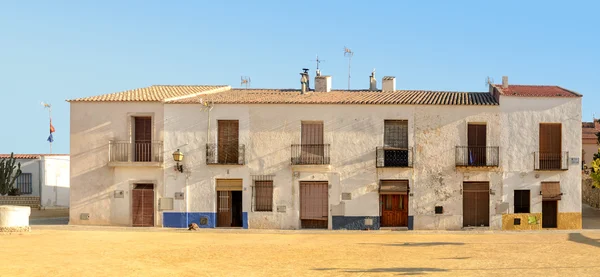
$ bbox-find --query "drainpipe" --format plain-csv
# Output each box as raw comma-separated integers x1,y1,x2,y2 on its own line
38,157,43,209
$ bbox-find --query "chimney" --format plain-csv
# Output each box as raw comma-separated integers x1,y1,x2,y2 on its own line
315,75,332,92
502,76,508,89
369,70,377,91
300,68,309,94
382,76,396,91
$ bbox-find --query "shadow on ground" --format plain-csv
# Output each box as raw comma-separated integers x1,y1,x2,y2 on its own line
314,267,448,275
569,233,600,248
360,242,465,247
29,217,69,225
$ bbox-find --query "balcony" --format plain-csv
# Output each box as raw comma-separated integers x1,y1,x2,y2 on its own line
291,144,330,165
108,140,163,167
455,146,499,167
376,147,413,168
206,143,245,165
534,151,568,171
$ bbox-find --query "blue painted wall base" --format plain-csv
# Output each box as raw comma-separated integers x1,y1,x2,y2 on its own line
332,216,381,230
408,216,414,230
163,212,248,229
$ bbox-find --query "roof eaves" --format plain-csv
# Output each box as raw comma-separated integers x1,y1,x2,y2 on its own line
163,86,231,103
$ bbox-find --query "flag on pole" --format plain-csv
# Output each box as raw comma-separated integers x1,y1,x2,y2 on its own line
47,119,55,142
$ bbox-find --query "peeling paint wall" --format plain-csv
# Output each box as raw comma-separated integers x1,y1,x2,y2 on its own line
70,102,164,226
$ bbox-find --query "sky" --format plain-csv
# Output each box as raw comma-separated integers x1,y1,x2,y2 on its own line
1,0,598,155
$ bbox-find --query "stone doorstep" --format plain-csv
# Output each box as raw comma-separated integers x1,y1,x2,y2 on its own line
379,227,409,231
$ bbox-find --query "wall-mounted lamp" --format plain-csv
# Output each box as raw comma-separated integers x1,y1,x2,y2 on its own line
172,149,184,173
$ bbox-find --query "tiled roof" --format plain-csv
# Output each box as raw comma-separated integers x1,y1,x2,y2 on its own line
0,154,68,159
168,89,498,105
67,85,230,102
493,85,581,97
583,122,599,141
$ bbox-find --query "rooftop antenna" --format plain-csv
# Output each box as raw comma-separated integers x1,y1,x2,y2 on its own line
485,76,494,87
344,46,354,90
241,76,251,89
41,102,53,154
312,55,324,76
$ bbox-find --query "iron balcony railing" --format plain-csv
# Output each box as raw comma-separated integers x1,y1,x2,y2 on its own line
291,144,331,165
109,140,163,163
534,151,568,170
206,143,245,165
455,146,499,167
376,147,413,168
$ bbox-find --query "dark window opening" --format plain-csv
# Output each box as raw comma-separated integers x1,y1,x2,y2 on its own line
514,190,530,213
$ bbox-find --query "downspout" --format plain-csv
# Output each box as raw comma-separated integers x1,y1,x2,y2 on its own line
38,157,43,209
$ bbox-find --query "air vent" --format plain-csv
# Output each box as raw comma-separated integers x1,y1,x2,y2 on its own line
514,218,521,225
435,206,443,214
200,217,208,225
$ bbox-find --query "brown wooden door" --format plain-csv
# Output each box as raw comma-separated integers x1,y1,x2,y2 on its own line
380,194,408,227
218,120,239,164
132,184,154,227
134,117,152,162
542,200,558,228
539,123,562,169
300,181,328,229
468,124,486,166
301,122,324,163
463,182,489,227
217,191,232,227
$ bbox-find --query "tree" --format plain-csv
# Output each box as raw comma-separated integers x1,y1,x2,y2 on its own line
591,120,600,188
0,153,22,195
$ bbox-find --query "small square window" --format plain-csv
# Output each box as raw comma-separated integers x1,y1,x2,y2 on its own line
435,206,443,214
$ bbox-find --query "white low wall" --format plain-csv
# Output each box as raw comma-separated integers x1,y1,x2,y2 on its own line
0,205,31,232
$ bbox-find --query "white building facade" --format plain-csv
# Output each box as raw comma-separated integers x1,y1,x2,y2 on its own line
68,76,583,230
0,154,70,209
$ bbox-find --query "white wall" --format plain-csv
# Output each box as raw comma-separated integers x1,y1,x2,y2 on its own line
41,155,70,208
499,96,582,215
70,102,164,226
13,159,41,197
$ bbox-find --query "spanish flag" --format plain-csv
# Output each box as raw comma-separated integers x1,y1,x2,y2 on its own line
47,119,55,143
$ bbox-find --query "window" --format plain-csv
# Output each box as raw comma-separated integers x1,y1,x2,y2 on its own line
383,120,409,167
134,116,152,162
16,173,32,194
538,123,562,169
514,190,530,213
252,176,274,212
467,123,487,166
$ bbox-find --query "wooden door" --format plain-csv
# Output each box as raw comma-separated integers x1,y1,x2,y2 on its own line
463,182,489,227
542,200,558,228
539,123,562,169
132,184,154,227
134,117,152,162
217,191,232,227
218,120,239,164
380,194,408,227
468,124,486,166
300,181,328,229
301,122,324,163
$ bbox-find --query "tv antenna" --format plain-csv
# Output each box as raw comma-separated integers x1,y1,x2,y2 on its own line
241,76,251,88
312,55,325,76
485,76,494,87
344,46,354,90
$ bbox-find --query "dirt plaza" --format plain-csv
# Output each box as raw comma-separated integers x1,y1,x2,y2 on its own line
1,227,600,277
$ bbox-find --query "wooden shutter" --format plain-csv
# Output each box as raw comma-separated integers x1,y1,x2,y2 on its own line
254,181,273,212
301,122,324,145
218,120,239,164
468,124,486,147
384,120,408,148
540,124,561,153
134,117,152,162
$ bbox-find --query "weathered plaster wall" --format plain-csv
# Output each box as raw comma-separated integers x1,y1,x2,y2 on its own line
502,213,542,230
41,155,70,208
499,96,582,228
70,102,164,226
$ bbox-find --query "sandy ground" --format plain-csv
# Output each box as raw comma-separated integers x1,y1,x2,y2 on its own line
2,228,600,277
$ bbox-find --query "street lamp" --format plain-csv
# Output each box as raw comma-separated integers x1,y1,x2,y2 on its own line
172,149,184,173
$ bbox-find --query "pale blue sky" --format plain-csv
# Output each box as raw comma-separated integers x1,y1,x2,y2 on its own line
1,0,598,155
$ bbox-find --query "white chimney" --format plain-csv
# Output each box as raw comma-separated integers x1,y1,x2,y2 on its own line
315,75,332,92
502,76,508,89
369,70,377,91
382,76,396,91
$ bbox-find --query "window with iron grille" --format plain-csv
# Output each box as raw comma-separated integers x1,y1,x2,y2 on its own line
384,120,408,148
514,190,530,213
17,173,32,194
252,175,274,212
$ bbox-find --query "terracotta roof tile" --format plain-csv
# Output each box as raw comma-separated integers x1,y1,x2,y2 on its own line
168,89,498,106
493,85,581,97
0,154,68,159
67,85,230,102
583,122,599,140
